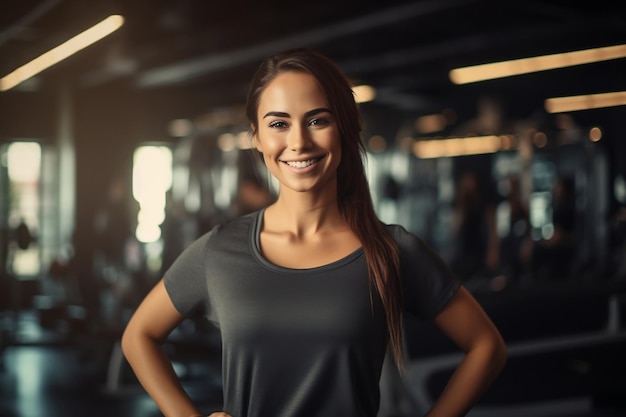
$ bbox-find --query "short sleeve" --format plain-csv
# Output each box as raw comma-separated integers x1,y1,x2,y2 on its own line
163,230,213,317
388,225,461,319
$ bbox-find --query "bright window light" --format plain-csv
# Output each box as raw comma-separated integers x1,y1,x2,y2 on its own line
132,146,172,243
8,142,41,182
6,142,42,276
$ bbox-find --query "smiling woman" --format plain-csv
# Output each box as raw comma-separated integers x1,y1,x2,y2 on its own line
252,71,342,196
121,47,507,417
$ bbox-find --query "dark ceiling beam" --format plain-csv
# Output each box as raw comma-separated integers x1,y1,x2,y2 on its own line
0,0,62,47
134,0,477,88
338,23,584,75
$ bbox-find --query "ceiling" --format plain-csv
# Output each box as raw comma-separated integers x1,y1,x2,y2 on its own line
2,0,626,139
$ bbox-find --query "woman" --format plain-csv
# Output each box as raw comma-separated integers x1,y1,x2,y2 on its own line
122,48,507,417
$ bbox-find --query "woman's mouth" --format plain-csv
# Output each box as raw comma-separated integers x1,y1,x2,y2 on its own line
283,157,322,168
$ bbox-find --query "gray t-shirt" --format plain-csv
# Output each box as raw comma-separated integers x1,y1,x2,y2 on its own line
164,209,460,417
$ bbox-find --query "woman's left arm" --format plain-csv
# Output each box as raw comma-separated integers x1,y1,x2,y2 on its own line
424,286,507,417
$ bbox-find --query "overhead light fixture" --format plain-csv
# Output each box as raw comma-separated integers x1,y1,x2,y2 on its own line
449,43,626,84
545,91,626,113
0,14,124,92
412,135,514,159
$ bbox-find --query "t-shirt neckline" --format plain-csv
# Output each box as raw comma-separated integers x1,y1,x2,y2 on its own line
250,208,364,273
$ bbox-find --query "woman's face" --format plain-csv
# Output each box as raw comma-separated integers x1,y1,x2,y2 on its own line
253,71,342,195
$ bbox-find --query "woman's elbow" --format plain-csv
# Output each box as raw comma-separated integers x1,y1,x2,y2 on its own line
120,324,135,359
120,320,149,362
490,332,508,374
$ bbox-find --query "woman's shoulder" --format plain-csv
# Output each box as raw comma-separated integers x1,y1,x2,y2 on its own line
214,210,262,230
383,222,442,260
384,222,417,245
198,209,261,248
214,209,260,233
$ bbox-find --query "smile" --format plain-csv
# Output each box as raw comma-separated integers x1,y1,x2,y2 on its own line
283,158,321,168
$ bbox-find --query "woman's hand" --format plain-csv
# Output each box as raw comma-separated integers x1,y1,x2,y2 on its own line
208,413,233,417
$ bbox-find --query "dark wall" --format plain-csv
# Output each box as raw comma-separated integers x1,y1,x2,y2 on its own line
72,83,139,312
0,89,56,140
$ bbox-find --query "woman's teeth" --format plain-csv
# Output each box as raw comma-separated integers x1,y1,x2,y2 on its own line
286,159,318,168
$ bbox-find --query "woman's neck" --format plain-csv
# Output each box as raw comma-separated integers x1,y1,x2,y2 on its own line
264,191,345,239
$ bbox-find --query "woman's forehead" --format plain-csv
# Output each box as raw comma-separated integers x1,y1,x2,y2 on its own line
258,72,328,111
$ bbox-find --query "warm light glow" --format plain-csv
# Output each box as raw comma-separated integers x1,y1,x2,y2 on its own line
500,134,517,150
589,127,602,142
368,135,387,153
545,91,626,113
413,135,503,159
415,114,446,134
0,15,124,91
168,118,193,137
237,131,254,149
533,131,548,148
217,133,237,152
353,85,376,103
449,43,626,84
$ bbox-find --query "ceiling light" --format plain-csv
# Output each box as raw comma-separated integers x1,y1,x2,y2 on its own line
412,135,506,159
545,91,626,113
0,15,124,92
449,43,626,84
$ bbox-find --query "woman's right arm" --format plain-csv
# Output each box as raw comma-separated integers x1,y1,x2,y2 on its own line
121,279,206,417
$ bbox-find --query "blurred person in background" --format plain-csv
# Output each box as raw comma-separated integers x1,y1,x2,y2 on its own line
498,174,531,286
528,175,577,282
449,170,500,282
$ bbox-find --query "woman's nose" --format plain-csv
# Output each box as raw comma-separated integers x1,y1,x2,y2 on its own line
287,125,310,150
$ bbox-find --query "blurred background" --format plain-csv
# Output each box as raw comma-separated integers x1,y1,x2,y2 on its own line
1,1,626,416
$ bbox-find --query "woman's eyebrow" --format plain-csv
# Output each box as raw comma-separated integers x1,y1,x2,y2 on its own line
263,111,289,118
304,107,332,117
262,107,332,119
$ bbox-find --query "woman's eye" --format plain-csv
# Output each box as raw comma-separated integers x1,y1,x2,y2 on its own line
309,118,329,127
268,120,287,128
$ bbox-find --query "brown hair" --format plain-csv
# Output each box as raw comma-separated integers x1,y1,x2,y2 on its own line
245,48,404,371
